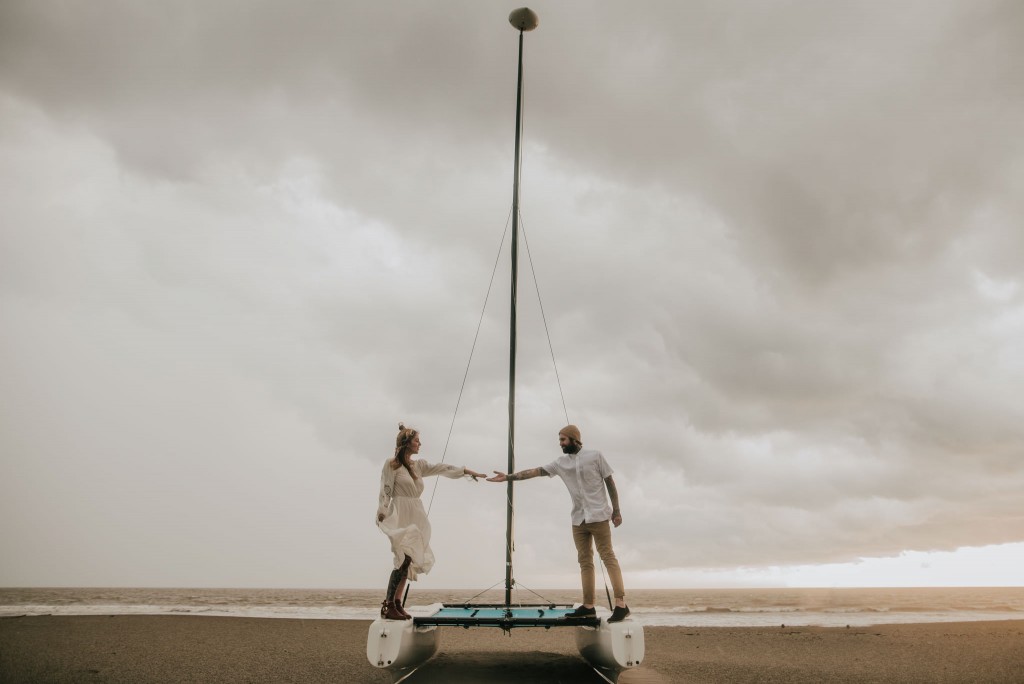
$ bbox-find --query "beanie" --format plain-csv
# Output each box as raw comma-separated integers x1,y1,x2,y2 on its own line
559,424,582,444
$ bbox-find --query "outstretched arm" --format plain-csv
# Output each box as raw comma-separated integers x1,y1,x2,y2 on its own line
419,461,486,481
605,475,622,527
487,467,549,483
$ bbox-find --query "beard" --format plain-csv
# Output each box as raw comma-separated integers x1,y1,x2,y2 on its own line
561,442,580,454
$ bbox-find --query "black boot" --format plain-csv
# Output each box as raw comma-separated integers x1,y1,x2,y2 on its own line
564,605,597,619
608,605,631,623
393,556,413,618
382,557,412,620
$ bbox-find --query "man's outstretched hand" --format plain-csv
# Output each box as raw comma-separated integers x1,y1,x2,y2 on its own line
486,471,508,483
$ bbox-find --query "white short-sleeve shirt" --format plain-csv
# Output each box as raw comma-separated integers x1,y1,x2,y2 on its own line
542,449,614,525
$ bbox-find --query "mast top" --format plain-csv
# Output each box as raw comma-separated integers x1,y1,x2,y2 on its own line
508,8,539,32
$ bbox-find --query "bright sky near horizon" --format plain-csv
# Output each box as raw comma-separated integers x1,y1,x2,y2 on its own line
1,1,1022,591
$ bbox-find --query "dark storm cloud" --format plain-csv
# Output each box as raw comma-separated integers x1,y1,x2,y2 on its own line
1,1,1022,586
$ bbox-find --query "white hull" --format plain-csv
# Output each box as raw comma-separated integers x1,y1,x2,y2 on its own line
575,619,645,672
366,617,440,671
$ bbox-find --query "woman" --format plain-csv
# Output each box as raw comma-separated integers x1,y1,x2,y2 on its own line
376,423,485,620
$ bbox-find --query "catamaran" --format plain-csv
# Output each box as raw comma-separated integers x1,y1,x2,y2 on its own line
366,9,645,682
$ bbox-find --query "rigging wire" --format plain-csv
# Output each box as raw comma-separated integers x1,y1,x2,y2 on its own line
511,579,557,605
422,211,579,594
460,578,508,605
417,68,608,604
522,217,626,607
457,577,562,610
426,206,513,517
598,552,614,610
419,211,605,606
520,218,571,425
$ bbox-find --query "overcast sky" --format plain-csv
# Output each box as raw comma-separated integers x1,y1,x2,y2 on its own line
2,1,1022,591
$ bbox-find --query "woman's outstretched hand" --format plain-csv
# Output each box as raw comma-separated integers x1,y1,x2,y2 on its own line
465,469,487,481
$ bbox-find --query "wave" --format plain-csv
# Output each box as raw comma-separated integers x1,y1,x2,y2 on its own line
3,587,1022,628
630,605,1022,615
0,604,381,621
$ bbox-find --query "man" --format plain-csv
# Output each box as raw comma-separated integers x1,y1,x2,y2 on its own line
487,425,630,622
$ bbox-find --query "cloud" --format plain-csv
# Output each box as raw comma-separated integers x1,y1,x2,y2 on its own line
1,0,1022,588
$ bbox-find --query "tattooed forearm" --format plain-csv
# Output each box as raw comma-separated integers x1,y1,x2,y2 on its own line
605,475,620,513
509,467,547,482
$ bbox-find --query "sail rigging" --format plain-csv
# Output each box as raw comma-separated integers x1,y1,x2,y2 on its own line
503,6,533,609
368,9,644,678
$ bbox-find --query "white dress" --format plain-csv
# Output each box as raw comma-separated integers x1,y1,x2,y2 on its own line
376,458,467,581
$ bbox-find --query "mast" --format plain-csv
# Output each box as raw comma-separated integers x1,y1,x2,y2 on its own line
505,7,538,609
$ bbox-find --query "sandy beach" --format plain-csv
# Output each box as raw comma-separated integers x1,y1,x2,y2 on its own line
2,615,1022,683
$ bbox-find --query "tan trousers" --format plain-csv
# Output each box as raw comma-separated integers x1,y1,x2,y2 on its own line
572,520,625,605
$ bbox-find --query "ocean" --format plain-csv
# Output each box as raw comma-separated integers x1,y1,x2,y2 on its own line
2,587,1023,628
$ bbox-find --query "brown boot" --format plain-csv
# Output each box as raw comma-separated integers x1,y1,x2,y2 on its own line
383,558,413,620
381,600,409,620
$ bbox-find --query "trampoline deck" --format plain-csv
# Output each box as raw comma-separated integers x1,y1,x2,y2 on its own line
412,603,601,629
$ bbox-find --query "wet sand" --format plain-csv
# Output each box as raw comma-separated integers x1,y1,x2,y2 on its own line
2,615,1022,683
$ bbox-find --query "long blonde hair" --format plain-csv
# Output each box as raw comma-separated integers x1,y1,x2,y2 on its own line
393,423,419,480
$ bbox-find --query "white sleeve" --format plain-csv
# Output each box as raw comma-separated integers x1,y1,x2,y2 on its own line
377,462,395,519
417,460,466,479
597,452,614,478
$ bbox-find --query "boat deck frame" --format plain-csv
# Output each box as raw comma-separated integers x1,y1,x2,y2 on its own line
412,603,600,629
